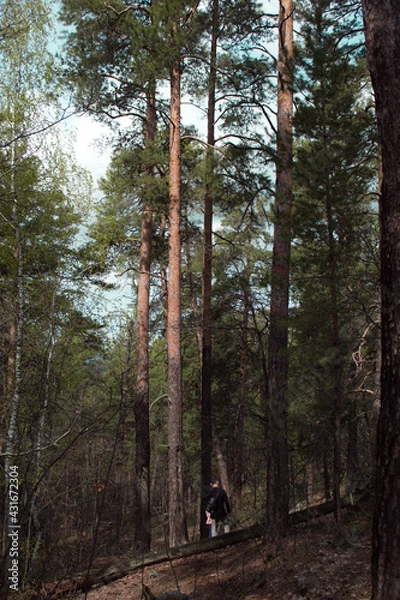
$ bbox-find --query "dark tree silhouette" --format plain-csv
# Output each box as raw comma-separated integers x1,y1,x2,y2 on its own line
362,1,400,597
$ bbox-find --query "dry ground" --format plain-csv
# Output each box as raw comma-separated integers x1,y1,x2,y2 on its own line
71,503,372,600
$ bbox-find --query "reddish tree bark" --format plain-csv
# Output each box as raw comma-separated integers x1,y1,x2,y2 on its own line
167,57,187,548
265,0,293,541
134,87,157,556
361,2,400,598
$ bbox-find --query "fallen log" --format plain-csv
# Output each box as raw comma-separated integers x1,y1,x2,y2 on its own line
289,495,355,525
43,494,365,598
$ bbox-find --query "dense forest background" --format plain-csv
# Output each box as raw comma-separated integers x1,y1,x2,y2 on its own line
0,0,383,596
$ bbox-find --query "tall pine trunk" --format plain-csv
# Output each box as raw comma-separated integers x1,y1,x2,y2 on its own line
167,57,187,548
200,0,218,540
134,87,157,556
265,0,293,541
361,2,400,597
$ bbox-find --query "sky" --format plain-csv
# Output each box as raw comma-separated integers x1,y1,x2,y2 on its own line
72,114,111,186
56,0,278,184
62,0,278,323
68,104,207,324
70,100,206,191
65,0,278,188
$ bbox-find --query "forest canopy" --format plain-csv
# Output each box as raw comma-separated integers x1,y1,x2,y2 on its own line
0,0,390,597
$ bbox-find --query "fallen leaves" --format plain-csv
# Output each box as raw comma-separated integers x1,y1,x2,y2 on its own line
71,508,372,600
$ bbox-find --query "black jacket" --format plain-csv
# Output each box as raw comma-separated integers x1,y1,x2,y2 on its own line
206,487,231,521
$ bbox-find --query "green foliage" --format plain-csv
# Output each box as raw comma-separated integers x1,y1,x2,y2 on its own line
0,0,383,585
59,0,205,120
289,0,379,499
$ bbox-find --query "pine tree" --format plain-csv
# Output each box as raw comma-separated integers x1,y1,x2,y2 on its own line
291,0,378,518
167,17,186,547
266,0,294,541
199,0,218,540
188,0,272,537
60,0,167,553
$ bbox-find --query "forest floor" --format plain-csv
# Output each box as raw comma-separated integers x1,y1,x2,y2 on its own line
71,497,372,600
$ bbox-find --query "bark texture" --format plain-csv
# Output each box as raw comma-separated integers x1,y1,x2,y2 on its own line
266,0,293,541
134,89,157,556
361,2,400,598
167,58,187,549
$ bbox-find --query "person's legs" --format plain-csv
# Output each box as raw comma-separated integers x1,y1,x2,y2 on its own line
211,519,217,537
223,516,230,533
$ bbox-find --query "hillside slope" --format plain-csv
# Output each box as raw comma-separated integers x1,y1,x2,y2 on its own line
71,502,372,600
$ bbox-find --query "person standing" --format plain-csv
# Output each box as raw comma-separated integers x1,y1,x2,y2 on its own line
205,477,231,537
